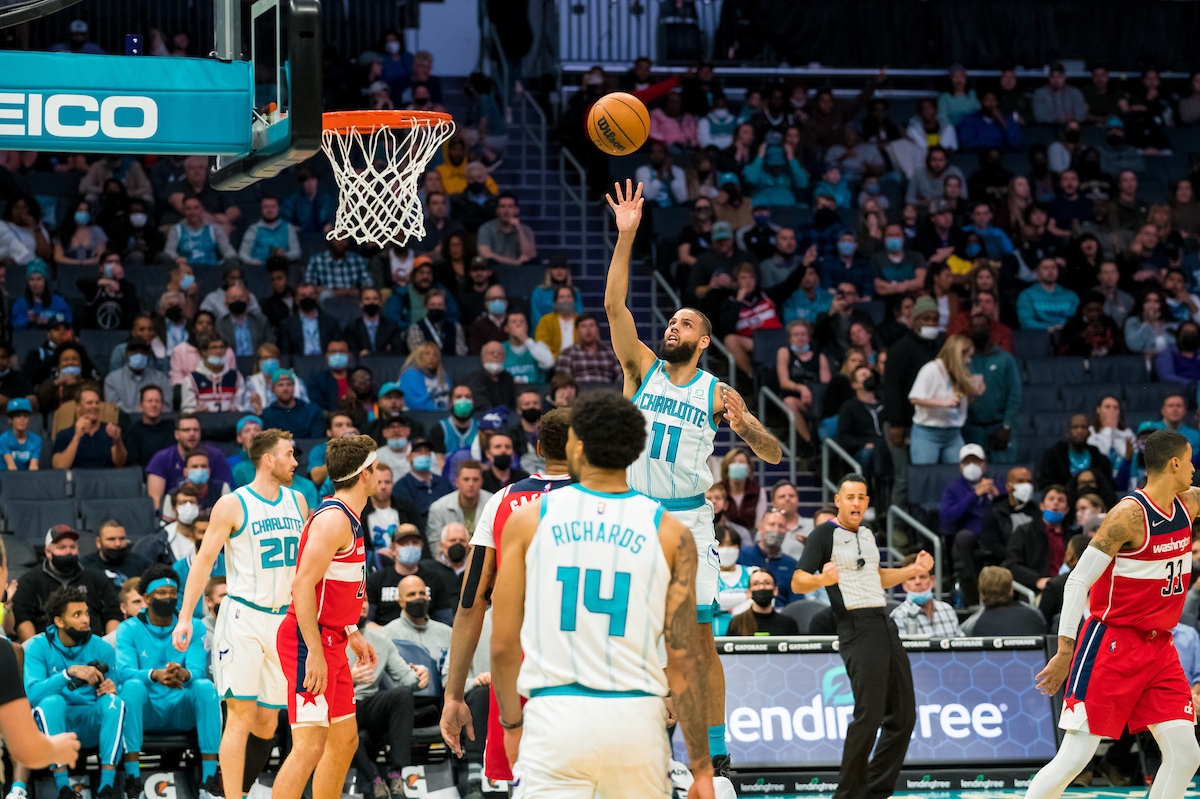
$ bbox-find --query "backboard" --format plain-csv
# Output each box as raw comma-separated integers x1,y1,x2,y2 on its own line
209,0,323,191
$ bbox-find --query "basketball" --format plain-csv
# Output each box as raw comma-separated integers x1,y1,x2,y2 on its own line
587,92,650,156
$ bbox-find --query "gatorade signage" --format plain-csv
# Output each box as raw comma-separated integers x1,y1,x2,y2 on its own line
0,51,252,155
675,641,1058,768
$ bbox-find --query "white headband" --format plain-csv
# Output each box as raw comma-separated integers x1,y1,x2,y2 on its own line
332,449,377,482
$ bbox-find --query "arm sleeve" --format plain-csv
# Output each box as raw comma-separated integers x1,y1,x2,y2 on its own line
1058,545,1115,640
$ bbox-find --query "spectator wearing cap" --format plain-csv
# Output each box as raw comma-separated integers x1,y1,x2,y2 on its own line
940,443,1001,553
392,439,453,531
713,171,753,230
465,341,517,409
813,166,852,210
104,338,172,415
367,381,409,441
687,221,754,308
427,460,494,538
1032,63,1088,125
81,520,152,590
345,283,405,352
13,259,72,331
466,284,509,354
0,397,40,470
277,282,342,359
12,525,122,640
635,141,688,207
260,369,326,438
375,414,416,479
889,553,962,636
743,141,809,207
481,431,528,493
365,525,458,627
124,385,174,469
226,415,262,486
1097,118,1145,177
554,314,622,384
957,89,1024,153
50,19,106,53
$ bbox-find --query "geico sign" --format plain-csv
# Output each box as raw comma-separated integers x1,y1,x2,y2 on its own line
0,93,158,139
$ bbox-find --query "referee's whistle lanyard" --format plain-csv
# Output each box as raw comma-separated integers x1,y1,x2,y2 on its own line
829,520,867,570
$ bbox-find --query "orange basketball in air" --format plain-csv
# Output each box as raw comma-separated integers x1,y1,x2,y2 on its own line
587,92,651,156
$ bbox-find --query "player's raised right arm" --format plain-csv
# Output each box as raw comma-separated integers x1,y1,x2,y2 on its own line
604,180,657,394
659,512,714,789
172,493,241,651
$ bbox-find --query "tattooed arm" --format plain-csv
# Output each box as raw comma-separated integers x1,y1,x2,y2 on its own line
716,384,783,464
659,510,715,790
1035,499,1140,696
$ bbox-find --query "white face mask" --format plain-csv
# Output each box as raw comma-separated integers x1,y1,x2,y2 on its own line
717,546,740,568
1012,482,1034,504
962,463,983,482
386,41,401,54
176,502,199,525
483,361,504,376
919,325,940,340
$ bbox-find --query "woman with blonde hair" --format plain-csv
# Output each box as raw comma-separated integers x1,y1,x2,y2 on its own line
907,334,982,463
398,341,450,410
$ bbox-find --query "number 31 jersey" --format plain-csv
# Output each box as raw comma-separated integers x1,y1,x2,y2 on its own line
518,486,671,699
627,360,719,500
1089,488,1192,632
225,485,306,611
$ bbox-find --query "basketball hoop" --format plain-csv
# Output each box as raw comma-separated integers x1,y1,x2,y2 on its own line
321,110,456,248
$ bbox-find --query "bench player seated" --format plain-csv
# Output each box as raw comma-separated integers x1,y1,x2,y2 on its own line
25,587,127,799
116,565,222,798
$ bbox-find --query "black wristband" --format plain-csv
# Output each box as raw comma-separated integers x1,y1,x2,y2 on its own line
499,716,524,730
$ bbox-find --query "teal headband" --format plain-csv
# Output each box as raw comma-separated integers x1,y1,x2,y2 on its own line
144,577,178,595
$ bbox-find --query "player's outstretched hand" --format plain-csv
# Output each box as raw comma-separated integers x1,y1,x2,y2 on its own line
503,726,523,769
440,698,475,758
304,648,328,696
171,617,192,652
606,179,644,234
1035,649,1072,696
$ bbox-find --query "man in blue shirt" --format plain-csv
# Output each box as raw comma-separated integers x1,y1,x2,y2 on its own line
820,232,874,300
261,371,325,439
962,201,1014,260
0,397,41,470
737,508,797,607
26,587,127,799
392,439,452,533
1147,393,1200,461
116,565,221,796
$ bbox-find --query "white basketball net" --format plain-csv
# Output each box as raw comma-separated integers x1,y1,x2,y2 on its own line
321,116,456,248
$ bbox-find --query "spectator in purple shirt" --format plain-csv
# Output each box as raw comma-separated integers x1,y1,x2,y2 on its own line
940,443,1002,539
1156,321,1200,386
145,412,233,513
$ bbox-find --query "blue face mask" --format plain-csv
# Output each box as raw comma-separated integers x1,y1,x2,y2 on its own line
60,365,82,377
866,183,881,194
179,274,195,291
885,236,904,252
791,343,810,354
74,211,90,226
327,352,349,370
413,454,433,472
908,589,933,605
206,355,225,368
1042,509,1065,525
966,243,983,258
127,353,148,371
387,437,408,451
397,545,422,565
837,240,856,257
727,462,749,481
187,468,210,485
487,299,507,316
260,358,280,378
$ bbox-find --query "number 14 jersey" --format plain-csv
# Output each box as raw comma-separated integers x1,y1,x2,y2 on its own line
627,360,719,501
226,484,306,612
1090,488,1193,632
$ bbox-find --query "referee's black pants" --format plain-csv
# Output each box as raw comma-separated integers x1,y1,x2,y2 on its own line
834,608,917,799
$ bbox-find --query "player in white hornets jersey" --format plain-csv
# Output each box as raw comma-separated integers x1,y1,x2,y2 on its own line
173,428,309,799
491,392,715,799
604,180,783,778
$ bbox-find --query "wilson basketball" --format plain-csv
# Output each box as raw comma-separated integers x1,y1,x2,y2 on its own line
587,92,650,156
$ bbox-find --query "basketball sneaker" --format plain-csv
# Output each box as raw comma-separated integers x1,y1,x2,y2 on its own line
4,785,26,799
712,754,733,779
199,773,226,799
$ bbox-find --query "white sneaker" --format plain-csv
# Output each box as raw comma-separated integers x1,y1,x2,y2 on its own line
713,776,738,799
6,786,27,799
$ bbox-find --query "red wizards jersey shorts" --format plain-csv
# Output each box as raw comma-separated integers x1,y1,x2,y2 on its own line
1060,617,1194,738
278,616,355,726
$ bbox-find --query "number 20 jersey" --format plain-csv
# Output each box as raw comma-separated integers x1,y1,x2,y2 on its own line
627,360,719,500
225,485,306,611
1089,488,1192,632
518,486,671,699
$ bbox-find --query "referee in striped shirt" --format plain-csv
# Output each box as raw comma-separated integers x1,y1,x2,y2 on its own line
792,474,934,799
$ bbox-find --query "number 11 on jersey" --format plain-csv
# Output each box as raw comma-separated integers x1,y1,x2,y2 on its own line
649,422,681,463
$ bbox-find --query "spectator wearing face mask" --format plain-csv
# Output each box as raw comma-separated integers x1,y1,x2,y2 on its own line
714,524,755,635
160,450,231,522
392,439,453,532
180,334,243,413
104,339,171,415
737,508,797,607
726,571,800,636
1003,484,1070,592
80,521,151,591
12,526,122,640
941,444,1001,600
721,447,766,530
979,466,1036,571
1037,533,1090,626
365,527,457,628
889,553,962,636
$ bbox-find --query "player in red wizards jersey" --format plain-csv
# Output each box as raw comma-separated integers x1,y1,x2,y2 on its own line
440,407,574,783
1025,429,1200,799
274,435,379,799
